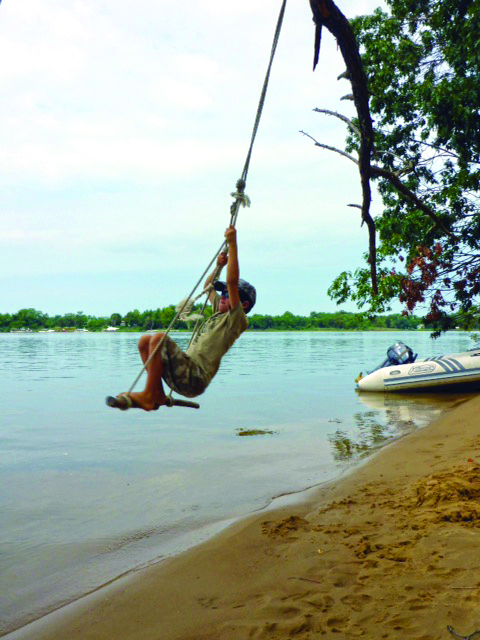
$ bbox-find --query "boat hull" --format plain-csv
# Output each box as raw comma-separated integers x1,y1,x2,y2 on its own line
357,349,480,393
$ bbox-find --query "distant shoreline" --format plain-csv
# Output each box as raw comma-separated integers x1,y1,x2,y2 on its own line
3,327,437,334
2,307,439,333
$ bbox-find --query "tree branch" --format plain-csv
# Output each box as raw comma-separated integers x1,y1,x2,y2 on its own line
299,131,358,163
312,108,361,138
309,0,377,294
371,165,458,239
303,127,458,239
313,109,418,171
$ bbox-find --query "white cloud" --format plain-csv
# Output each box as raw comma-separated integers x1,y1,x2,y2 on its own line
0,0,387,314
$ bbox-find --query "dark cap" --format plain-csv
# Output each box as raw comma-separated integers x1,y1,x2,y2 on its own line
214,279,256,310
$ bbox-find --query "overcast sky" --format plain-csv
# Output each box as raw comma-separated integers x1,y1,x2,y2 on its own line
1,0,388,317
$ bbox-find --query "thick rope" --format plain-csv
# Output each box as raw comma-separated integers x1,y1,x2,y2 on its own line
240,0,287,185
127,0,287,396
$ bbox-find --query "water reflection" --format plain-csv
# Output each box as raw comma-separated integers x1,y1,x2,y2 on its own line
357,390,474,426
328,412,390,461
329,391,475,462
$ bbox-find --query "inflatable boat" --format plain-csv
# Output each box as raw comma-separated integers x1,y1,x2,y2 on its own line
356,341,480,393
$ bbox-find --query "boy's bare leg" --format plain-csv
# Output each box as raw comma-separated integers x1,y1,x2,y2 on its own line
138,334,151,365
127,334,170,411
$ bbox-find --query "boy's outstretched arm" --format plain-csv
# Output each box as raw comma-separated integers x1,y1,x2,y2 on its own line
225,226,241,309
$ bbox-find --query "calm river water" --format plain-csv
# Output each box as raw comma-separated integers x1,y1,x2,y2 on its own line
0,330,477,635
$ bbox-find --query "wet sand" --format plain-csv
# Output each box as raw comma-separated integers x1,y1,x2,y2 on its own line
9,394,480,640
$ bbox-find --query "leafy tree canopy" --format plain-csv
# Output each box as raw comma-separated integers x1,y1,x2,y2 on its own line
328,0,480,334
0,307,451,333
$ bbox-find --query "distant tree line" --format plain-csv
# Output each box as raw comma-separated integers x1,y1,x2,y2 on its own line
2,307,478,333
247,310,423,331
0,307,189,332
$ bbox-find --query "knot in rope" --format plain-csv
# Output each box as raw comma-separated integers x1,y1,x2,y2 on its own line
230,191,251,208
230,179,251,210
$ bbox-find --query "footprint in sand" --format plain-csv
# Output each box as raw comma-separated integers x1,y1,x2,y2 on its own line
197,596,219,609
326,616,348,631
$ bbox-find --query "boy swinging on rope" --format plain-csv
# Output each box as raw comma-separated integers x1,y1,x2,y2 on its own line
108,226,256,411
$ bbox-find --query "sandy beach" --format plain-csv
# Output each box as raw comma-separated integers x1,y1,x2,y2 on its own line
10,394,480,640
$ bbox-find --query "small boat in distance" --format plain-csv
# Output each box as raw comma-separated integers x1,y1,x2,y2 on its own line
356,341,480,393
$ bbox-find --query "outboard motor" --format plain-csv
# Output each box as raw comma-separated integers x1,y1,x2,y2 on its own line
368,341,417,374
386,341,416,366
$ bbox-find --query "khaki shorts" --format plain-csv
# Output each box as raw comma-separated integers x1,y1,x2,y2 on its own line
160,335,210,398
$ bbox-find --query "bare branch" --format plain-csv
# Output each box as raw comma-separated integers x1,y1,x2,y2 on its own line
299,131,358,163
312,108,361,138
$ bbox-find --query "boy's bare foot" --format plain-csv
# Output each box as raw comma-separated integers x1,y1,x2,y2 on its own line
127,391,169,411
106,391,168,412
